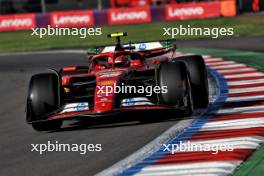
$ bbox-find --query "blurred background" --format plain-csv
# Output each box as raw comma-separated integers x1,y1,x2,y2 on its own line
0,0,262,15
0,0,263,52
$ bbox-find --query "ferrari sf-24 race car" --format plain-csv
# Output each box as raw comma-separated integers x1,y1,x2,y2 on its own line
26,32,209,131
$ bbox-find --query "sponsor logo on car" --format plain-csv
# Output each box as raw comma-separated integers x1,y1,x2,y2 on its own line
102,42,163,53
98,80,115,86
122,98,135,107
98,72,122,78
121,97,153,107
76,103,89,111
61,102,89,113
138,43,147,50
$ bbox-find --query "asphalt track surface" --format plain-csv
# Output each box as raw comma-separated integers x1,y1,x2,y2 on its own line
0,36,263,176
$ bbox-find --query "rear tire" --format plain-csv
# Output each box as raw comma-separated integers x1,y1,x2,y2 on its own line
175,55,209,108
27,73,62,131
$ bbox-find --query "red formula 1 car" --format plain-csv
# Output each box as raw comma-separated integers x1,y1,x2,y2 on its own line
26,32,209,131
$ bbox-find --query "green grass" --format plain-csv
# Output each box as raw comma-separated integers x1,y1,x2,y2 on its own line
0,15,264,53
234,144,264,176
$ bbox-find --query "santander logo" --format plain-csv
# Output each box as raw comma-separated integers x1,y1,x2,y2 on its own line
53,15,90,25
0,18,32,28
111,11,147,21
168,7,204,17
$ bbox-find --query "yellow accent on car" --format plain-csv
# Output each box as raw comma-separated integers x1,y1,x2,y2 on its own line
64,87,71,93
98,80,114,86
108,32,127,38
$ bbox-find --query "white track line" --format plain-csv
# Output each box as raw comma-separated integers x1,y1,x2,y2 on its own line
206,61,236,66
203,57,223,61
227,79,264,86
138,162,238,172
177,138,261,149
229,86,264,93
198,124,264,131
224,72,264,79
210,64,246,69
136,162,240,176
136,168,233,176
217,68,257,74
202,55,213,59
226,95,264,102
216,105,264,115
199,118,264,131
201,118,264,127
138,161,240,172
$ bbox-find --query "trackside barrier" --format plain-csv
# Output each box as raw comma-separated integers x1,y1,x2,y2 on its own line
165,2,221,21
0,1,237,32
107,6,151,25
49,10,94,27
0,13,36,32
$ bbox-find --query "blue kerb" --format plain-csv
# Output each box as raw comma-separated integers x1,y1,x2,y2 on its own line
119,68,228,176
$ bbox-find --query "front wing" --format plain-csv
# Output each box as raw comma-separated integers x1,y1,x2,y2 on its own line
27,105,176,124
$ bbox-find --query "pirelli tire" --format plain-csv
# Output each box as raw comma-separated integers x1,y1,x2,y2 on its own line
26,73,62,131
157,61,194,115
175,55,209,108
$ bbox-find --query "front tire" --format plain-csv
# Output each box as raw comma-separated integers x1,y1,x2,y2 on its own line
157,61,193,115
32,120,63,131
27,73,62,131
175,55,209,108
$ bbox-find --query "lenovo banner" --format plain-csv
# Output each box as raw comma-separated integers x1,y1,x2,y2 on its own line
165,2,221,21
0,13,36,32
108,6,151,25
50,10,94,28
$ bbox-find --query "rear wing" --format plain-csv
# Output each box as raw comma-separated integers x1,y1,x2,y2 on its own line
101,42,163,53
86,40,176,58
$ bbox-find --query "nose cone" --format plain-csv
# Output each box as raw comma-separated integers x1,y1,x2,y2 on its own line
94,70,123,113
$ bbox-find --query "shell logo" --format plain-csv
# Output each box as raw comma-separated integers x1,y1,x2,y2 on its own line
98,80,115,86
